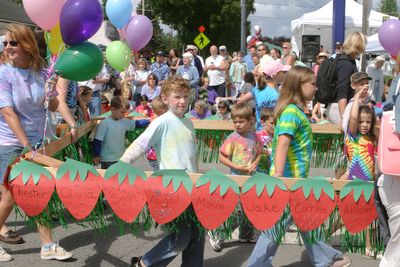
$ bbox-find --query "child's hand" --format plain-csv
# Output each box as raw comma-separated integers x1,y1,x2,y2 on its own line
235,164,251,174
248,161,258,173
355,85,368,99
93,157,100,165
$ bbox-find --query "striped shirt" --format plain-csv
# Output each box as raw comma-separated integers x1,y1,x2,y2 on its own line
270,104,312,178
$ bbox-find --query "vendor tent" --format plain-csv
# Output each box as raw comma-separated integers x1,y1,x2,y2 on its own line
291,0,394,55
366,33,385,53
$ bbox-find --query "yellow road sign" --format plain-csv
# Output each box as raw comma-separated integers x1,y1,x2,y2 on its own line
194,32,210,50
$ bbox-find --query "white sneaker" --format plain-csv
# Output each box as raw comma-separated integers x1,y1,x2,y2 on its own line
41,243,72,261
0,247,13,262
208,231,223,252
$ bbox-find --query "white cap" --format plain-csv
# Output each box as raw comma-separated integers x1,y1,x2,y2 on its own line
219,45,227,51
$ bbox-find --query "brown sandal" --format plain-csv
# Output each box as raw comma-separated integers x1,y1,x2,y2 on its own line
0,230,24,244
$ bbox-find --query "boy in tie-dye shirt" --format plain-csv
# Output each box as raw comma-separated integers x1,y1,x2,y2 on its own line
209,103,261,252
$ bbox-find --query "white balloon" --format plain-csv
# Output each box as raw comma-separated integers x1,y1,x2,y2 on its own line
254,25,261,33
246,35,252,43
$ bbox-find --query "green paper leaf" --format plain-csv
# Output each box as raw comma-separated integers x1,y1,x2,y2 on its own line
290,176,334,201
55,158,99,182
9,160,52,185
104,161,146,185
151,169,192,193
340,179,374,202
242,172,287,197
196,168,240,196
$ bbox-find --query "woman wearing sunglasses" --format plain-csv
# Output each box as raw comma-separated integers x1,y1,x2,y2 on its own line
0,24,72,262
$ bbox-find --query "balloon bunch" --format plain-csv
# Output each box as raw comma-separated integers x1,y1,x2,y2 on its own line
105,0,154,71
23,0,103,81
246,25,263,49
378,19,400,63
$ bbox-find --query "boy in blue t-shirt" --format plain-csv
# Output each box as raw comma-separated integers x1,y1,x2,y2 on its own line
92,96,148,169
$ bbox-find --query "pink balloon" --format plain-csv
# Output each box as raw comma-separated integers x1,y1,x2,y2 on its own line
125,15,153,51
23,0,67,31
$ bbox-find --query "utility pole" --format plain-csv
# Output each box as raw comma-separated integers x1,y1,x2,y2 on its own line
240,0,246,53
142,0,145,15
361,0,372,71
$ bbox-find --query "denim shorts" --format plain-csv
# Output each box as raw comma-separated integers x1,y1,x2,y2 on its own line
0,145,23,184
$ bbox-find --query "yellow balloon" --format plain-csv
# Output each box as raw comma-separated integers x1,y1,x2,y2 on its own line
46,23,66,55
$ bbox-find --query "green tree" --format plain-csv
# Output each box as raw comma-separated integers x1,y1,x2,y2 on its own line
146,0,255,52
378,0,399,17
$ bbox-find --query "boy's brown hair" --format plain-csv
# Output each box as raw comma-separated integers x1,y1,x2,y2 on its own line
110,96,128,110
260,108,274,122
161,75,190,97
231,102,253,120
151,96,168,116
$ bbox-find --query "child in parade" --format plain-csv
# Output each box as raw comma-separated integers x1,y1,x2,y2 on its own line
209,102,261,252
93,96,148,169
256,108,274,173
216,100,232,120
135,95,154,118
339,76,379,259
121,76,204,267
145,96,168,171
78,85,93,121
247,66,351,267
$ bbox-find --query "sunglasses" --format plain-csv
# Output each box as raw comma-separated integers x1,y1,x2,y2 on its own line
282,47,288,49
2,41,18,47
258,49,265,51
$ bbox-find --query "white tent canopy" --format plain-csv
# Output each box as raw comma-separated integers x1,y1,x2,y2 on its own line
366,33,385,53
291,0,395,55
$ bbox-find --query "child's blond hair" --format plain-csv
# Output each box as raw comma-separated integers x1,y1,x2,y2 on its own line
151,96,168,116
161,75,190,97
231,102,253,120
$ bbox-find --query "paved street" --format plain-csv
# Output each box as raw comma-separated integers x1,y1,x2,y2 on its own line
1,157,380,267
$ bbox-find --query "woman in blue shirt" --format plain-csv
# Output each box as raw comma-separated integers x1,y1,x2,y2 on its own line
0,24,72,262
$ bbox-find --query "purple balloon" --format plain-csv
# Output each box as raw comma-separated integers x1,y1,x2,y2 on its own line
125,15,153,51
378,19,400,56
60,0,103,46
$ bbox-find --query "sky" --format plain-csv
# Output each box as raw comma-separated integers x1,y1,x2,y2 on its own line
130,0,393,38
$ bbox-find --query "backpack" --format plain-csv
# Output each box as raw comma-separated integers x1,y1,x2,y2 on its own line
315,57,338,105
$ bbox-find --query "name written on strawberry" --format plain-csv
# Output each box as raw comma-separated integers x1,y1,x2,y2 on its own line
244,202,280,213
343,205,370,214
192,197,225,210
15,186,49,199
109,193,141,203
59,188,97,199
149,191,179,206
294,204,326,214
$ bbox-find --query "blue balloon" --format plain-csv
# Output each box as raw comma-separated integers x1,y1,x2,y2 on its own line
106,0,133,29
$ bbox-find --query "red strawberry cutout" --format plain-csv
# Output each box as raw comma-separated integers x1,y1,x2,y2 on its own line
289,176,336,232
8,160,54,217
192,168,239,230
241,173,289,230
338,179,377,234
103,161,147,223
55,158,103,220
146,169,192,224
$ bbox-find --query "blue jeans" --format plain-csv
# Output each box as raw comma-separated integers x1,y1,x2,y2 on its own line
88,91,101,117
247,215,342,267
142,207,205,267
0,145,23,184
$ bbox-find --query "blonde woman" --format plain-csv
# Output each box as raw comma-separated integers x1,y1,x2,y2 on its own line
0,24,72,262
326,31,367,125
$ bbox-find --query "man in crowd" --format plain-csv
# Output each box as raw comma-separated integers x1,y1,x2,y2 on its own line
243,46,257,72
204,45,227,97
150,51,170,86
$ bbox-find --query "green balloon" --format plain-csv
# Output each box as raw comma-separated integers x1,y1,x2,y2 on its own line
55,42,103,81
105,41,131,72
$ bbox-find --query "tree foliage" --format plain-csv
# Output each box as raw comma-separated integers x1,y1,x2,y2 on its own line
378,0,399,17
146,0,255,52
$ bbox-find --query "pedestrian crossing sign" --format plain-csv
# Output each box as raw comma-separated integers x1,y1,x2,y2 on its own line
194,32,210,50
